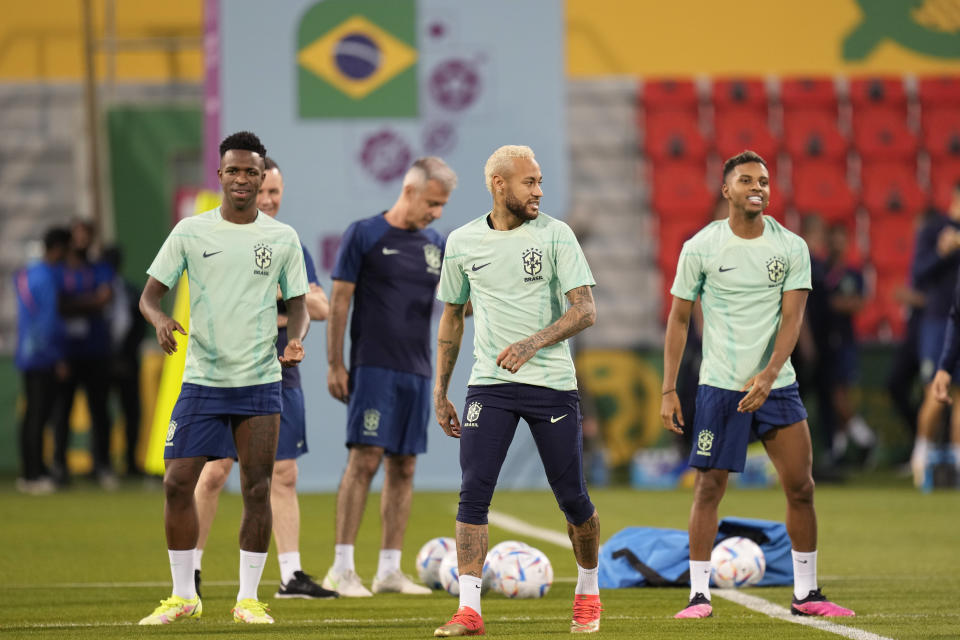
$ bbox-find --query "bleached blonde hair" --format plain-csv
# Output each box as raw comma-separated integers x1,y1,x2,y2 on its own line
484,145,535,194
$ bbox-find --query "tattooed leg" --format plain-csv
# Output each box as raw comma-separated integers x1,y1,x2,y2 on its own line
567,510,600,569
456,521,489,578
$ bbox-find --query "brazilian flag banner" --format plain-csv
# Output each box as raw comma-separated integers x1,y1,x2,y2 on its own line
298,0,418,118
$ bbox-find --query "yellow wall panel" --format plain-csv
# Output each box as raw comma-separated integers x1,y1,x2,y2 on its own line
0,0,202,81
567,0,960,77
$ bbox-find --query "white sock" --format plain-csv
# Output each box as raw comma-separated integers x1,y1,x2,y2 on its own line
689,560,711,601
792,550,818,600
237,549,268,602
912,437,932,466
333,544,355,574
279,551,301,585
376,549,402,580
458,575,483,615
951,443,960,471
193,548,204,572
575,563,599,595
169,549,196,599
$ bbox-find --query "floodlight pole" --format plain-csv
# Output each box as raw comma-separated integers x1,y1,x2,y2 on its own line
81,0,104,234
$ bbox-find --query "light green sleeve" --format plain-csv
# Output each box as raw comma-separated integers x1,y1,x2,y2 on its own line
437,234,470,304
784,235,812,291
146,224,187,288
279,230,309,300
554,222,596,292
670,240,705,301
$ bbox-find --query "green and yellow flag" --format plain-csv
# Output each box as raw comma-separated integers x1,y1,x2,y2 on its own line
297,0,418,118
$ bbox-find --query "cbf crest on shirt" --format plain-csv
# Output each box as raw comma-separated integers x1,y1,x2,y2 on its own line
670,215,812,392
146,208,309,388
438,212,596,391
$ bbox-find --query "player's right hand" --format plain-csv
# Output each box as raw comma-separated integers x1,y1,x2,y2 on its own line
156,316,187,355
327,363,349,403
660,390,684,434
434,393,461,438
932,369,953,404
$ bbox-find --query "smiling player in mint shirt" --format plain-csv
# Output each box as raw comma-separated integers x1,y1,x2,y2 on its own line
661,150,854,621
138,131,309,626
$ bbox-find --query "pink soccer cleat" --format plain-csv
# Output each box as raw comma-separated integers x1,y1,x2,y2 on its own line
791,589,855,617
674,592,712,618
571,593,603,633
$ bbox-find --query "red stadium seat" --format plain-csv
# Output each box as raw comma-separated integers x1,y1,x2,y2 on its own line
714,108,780,163
869,214,915,276
922,108,960,159
918,75,960,111
644,111,708,162
651,162,715,217
861,162,925,216
712,78,768,118
930,159,960,211
852,108,918,162
783,109,848,162
780,77,837,113
849,76,908,118
642,78,698,115
792,162,858,224
657,217,707,271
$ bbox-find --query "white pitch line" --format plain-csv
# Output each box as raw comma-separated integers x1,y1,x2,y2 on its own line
487,510,573,549
486,510,894,640
712,590,895,640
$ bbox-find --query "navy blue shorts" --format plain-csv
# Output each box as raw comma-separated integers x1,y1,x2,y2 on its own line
164,382,281,460
689,382,808,472
919,315,960,382
457,383,595,526
346,366,430,456
214,386,308,461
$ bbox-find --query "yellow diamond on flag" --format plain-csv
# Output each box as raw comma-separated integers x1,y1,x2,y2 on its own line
298,14,418,100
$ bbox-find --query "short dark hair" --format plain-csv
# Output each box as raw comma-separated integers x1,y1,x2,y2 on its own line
264,156,280,173
43,226,71,251
722,150,767,182
219,131,267,161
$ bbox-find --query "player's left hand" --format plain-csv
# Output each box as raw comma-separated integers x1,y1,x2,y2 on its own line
279,338,304,367
738,371,775,413
497,339,537,374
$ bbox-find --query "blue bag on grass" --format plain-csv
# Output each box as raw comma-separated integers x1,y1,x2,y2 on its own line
598,516,793,588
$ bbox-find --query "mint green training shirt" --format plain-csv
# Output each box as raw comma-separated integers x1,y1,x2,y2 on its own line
147,208,309,387
670,216,812,391
438,212,595,391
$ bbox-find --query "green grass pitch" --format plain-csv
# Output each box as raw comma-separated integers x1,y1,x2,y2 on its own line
1,477,958,639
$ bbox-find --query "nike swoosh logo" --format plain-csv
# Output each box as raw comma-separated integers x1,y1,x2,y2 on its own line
550,414,568,423
203,250,222,258
471,263,491,271
382,248,400,255
798,559,808,564
718,266,737,272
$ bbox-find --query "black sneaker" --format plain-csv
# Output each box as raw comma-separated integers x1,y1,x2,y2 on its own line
276,570,339,599
194,569,202,599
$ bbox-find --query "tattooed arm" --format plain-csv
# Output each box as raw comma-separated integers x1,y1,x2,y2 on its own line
434,302,467,438
496,285,596,374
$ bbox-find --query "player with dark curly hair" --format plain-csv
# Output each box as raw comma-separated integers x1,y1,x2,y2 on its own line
138,131,310,625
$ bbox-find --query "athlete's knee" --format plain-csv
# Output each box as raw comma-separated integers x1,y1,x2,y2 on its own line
783,473,815,505
241,471,272,505
692,470,727,505
385,455,416,483
556,489,596,525
347,446,384,480
272,460,298,492
164,468,198,504
197,459,232,494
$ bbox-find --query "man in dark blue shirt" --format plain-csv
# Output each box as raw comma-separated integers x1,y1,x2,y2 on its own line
323,157,457,597
15,226,71,494
53,219,115,488
911,183,960,486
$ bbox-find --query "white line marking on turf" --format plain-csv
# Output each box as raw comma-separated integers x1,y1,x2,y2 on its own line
488,510,894,640
712,590,895,640
487,510,573,549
